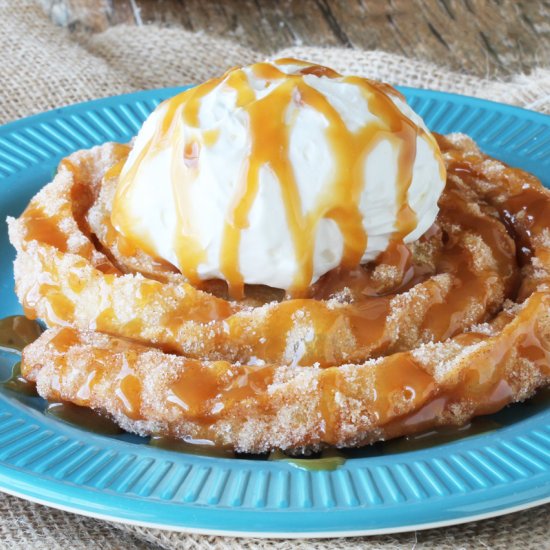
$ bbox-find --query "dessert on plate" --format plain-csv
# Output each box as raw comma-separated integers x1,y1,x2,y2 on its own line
7,59,550,453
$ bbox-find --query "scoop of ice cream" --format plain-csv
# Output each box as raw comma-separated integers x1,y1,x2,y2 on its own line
111,58,446,295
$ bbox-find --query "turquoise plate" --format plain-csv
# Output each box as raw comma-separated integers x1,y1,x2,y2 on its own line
0,87,549,537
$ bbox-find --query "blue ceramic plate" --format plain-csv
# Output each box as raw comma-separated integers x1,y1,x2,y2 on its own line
0,87,549,537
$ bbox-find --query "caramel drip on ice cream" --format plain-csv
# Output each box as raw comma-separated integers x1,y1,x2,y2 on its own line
111,76,224,284
112,59,435,296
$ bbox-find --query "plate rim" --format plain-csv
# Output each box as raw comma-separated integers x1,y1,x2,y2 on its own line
0,86,549,537
1,484,549,539
1,84,548,136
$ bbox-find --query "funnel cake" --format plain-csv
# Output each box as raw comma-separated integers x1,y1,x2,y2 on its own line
6,130,550,452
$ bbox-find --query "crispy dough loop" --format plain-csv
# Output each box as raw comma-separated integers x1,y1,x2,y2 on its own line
21,291,550,452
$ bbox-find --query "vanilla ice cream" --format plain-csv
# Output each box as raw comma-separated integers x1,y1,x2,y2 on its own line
111,59,446,295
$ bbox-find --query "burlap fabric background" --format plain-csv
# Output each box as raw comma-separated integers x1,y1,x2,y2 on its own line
1,1,549,548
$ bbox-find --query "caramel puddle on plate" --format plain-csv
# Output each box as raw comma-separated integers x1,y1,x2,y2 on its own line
149,437,346,470
0,315,43,353
0,316,42,396
150,437,346,470
45,402,124,436
149,436,235,458
268,449,346,471
527,385,550,405
377,418,502,455
2,361,37,396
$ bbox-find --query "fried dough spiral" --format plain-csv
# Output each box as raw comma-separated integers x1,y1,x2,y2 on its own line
9,134,550,452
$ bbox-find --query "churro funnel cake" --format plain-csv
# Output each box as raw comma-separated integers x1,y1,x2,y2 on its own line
7,59,550,453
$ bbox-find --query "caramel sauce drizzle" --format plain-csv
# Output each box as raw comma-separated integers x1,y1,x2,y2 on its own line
419,185,518,341
380,293,550,442
112,76,224,284
111,60,437,297
31,327,144,420
167,360,275,423
21,204,69,252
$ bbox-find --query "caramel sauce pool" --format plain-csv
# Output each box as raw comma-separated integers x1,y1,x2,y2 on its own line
146,418,522,470
45,402,123,435
0,315,43,353
2,362,37,396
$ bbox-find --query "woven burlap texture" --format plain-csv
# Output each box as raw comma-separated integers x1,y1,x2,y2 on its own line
1,2,549,549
